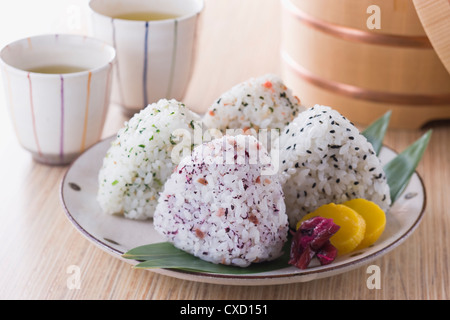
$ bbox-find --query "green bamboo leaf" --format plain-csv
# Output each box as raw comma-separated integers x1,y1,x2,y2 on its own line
383,130,432,203
362,111,391,155
123,238,291,274
122,242,186,260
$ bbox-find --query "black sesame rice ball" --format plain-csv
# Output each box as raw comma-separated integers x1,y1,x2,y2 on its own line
278,105,391,228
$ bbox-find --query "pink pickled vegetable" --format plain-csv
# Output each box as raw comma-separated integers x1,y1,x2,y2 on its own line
289,216,340,269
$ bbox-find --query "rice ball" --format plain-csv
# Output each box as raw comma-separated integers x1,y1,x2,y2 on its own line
97,99,202,220
278,105,391,228
153,135,289,267
202,74,304,139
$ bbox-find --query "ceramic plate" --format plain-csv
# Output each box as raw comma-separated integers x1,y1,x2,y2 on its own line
60,136,426,286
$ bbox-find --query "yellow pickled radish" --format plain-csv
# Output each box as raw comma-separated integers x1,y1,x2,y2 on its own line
342,198,386,250
297,203,366,256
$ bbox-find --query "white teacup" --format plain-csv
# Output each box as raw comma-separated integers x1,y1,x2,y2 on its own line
0,34,116,165
89,0,204,116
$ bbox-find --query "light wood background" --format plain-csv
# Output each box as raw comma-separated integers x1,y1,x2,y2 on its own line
0,0,449,300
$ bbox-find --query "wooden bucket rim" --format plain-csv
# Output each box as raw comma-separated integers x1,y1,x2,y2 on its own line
281,0,433,49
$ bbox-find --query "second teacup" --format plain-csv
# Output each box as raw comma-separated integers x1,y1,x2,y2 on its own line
89,0,204,116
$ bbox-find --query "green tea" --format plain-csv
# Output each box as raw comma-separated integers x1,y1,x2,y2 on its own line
114,11,178,21
27,65,87,74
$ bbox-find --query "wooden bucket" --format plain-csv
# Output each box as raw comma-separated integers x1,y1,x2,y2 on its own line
280,0,450,129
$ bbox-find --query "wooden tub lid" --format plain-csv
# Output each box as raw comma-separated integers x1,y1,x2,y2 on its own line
413,0,450,74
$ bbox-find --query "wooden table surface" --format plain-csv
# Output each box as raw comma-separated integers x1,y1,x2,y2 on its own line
0,0,449,300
